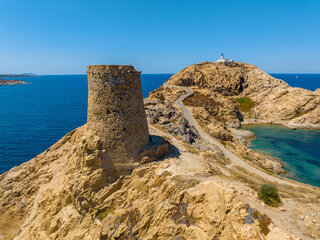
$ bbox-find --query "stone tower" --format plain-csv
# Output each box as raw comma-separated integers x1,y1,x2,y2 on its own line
87,65,149,176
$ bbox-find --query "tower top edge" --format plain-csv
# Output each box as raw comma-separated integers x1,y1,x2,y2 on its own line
87,65,140,73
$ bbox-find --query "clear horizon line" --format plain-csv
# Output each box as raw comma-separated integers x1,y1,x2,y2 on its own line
2,72,320,76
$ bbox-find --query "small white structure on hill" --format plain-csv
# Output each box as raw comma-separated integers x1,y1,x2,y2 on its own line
217,53,234,64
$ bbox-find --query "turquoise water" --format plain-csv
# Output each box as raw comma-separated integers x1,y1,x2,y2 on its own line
243,125,320,187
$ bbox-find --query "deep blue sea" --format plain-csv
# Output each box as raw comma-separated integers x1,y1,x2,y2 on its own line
0,74,172,174
271,74,320,91
0,73,319,187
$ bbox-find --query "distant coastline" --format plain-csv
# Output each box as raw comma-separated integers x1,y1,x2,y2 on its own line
0,73,38,78
0,79,28,85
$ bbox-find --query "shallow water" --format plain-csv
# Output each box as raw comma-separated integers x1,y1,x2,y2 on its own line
242,125,320,187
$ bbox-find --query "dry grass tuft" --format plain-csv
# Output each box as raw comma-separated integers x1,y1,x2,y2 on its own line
183,92,222,109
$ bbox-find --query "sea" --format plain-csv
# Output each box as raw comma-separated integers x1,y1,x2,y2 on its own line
0,73,319,186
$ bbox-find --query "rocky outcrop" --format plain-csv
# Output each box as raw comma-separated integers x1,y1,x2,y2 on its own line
0,79,28,85
144,98,200,145
166,62,320,129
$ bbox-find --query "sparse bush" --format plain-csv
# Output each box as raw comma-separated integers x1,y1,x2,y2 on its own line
253,210,272,235
183,92,222,108
258,184,281,207
97,210,108,220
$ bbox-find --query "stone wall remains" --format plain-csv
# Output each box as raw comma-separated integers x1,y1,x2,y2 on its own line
87,65,149,176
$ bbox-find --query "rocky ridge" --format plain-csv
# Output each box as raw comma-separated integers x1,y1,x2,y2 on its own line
166,61,320,129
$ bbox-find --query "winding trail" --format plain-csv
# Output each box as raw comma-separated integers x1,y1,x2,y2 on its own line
165,84,307,187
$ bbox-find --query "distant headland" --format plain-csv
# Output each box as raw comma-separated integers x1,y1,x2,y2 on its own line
0,73,38,78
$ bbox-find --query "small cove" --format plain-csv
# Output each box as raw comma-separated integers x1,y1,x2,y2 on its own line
242,124,320,187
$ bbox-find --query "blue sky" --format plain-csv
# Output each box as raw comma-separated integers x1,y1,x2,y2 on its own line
0,0,319,74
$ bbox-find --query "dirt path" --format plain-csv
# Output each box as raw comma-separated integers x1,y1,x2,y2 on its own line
164,83,311,188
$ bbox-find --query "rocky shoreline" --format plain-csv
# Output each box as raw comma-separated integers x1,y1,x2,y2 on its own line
242,120,320,130
232,127,286,174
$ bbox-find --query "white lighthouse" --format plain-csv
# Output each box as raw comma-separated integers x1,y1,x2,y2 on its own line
217,53,234,64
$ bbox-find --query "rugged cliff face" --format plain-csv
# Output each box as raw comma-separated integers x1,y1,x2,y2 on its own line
3,124,319,240
167,61,320,129
0,63,320,240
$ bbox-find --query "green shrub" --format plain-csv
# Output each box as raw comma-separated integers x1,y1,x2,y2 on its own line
233,97,255,112
220,140,227,146
258,184,281,207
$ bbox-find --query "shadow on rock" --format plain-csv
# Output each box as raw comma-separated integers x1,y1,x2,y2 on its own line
137,135,180,165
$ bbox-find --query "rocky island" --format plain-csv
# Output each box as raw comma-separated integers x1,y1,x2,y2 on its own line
0,63,319,240
0,79,28,85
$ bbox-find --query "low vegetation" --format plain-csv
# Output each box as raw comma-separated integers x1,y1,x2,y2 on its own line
233,97,255,112
244,205,272,236
183,92,222,108
258,184,281,207
241,154,249,160
97,210,108,220
253,210,272,235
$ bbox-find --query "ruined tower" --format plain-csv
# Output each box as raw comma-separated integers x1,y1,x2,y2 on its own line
87,65,149,176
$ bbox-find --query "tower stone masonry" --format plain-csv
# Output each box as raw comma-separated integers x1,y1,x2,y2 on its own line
87,65,149,176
